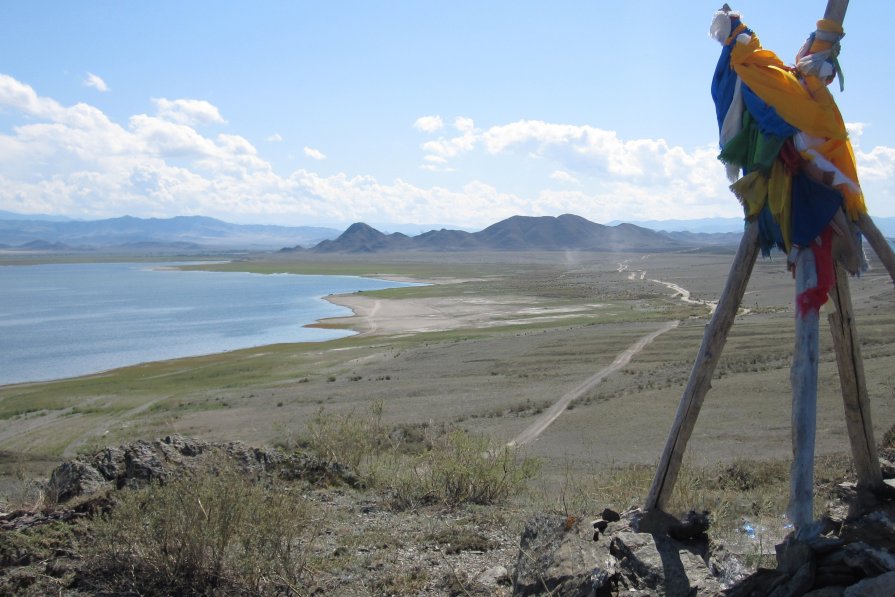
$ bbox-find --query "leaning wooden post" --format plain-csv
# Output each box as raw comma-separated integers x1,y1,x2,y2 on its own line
645,220,759,512
828,263,883,492
856,214,895,286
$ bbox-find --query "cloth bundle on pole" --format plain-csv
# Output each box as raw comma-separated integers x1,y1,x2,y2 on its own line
644,2,888,538
711,9,865,275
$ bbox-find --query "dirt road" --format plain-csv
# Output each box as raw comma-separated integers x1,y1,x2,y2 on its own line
507,320,680,447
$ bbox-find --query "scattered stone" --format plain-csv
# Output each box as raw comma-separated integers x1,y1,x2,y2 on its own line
476,564,509,587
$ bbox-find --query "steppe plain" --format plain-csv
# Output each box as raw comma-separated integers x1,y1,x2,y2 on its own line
2,246,894,490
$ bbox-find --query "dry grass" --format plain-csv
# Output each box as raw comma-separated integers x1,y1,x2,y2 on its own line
82,463,313,596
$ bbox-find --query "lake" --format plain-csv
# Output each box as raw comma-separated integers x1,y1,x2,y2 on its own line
0,262,414,385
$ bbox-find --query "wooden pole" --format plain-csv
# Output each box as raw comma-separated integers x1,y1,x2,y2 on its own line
828,264,883,491
645,221,759,512
789,247,820,531
786,0,851,535
824,0,849,23
856,214,895,286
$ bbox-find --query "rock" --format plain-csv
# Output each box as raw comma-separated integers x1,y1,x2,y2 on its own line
47,461,107,503
722,569,789,597
46,434,362,503
601,508,621,523
839,542,895,576
476,565,509,588
879,458,895,479
804,587,846,597
668,510,710,541
512,513,616,596
776,539,815,575
843,571,895,596
839,508,895,552
767,560,814,597
609,531,721,596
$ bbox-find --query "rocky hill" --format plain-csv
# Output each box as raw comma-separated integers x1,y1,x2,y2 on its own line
3,434,893,596
295,214,697,254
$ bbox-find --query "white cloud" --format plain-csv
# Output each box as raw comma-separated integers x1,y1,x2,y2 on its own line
153,98,226,126
413,115,444,133
454,116,475,133
266,133,283,142
3,73,894,229
84,72,109,92
303,146,327,161
549,170,579,184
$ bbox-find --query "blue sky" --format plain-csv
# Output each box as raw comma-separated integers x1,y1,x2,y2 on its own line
1,1,893,230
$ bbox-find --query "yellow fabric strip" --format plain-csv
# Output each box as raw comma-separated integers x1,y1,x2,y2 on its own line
730,36,845,141
730,34,867,218
767,160,792,251
729,170,768,218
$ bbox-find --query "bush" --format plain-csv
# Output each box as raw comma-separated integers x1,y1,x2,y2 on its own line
304,401,388,470
83,464,311,595
384,430,540,510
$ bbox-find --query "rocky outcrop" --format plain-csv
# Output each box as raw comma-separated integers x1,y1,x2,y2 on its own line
46,434,360,504
513,498,895,597
512,509,740,596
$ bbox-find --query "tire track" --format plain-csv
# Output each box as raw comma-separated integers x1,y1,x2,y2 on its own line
507,320,679,447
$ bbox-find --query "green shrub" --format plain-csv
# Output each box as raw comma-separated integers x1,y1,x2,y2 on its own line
304,401,388,470
385,430,540,510
83,464,312,595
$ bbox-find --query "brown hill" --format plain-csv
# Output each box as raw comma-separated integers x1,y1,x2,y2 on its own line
308,214,686,253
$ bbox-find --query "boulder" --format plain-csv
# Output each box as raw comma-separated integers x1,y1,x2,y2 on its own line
46,461,107,503
512,514,617,596
843,571,895,596
609,531,721,596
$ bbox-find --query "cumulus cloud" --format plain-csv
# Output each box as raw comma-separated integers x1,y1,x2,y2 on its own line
266,133,283,142
549,170,579,184
3,72,894,229
454,116,475,133
84,72,109,92
413,115,444,133
303,146,327,160
153,98,226,126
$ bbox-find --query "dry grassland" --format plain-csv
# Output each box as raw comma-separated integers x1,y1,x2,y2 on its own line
1,249,893,507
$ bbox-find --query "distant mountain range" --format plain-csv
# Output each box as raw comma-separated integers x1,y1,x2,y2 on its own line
0,215,340,251
285,214,740,254
3,211,891,254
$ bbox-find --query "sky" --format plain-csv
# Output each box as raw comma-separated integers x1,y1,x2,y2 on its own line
1,1,893,231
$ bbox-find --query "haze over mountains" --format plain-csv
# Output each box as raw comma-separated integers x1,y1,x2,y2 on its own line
3,211,893,254
0,215,339,251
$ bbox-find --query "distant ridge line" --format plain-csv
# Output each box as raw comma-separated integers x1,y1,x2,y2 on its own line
294,213,743,254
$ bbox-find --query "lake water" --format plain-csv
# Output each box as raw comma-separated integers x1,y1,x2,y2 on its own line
0,262,413,385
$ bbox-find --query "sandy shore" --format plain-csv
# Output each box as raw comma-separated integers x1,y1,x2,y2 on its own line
320,289,617,337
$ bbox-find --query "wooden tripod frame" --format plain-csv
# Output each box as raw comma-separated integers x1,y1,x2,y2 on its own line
644,215,895,530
